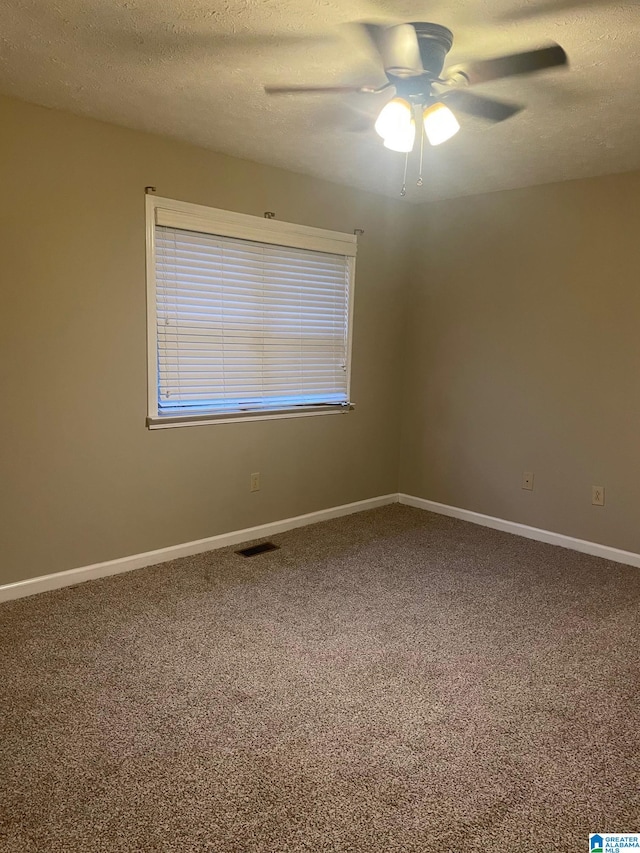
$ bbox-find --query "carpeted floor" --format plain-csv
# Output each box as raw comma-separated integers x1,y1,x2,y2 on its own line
1,505,639,852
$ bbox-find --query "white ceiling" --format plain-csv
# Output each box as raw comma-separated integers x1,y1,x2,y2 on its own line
1,0,639,202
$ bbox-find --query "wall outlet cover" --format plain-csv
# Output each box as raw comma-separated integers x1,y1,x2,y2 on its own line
522,471,534,491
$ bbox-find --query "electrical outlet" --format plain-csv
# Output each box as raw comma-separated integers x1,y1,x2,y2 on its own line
592,485,605,506
250,472,260,492
522,471,534,491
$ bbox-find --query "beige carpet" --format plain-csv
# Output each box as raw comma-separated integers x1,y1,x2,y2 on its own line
1,505,639,852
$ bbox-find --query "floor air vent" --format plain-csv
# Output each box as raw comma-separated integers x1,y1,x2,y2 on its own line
235,541,280,558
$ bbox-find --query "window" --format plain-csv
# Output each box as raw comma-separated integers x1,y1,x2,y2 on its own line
145,196,357,428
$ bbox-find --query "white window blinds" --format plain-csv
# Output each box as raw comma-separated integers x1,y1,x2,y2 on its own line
152,222,353,420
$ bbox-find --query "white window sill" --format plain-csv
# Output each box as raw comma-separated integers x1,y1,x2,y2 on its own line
146,403,355,429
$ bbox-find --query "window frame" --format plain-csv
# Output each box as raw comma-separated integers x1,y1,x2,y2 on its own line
145,194,357,429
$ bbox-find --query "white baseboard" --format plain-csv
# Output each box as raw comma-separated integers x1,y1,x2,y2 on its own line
0,493,399,603
399,493,640,569
4,491,637,604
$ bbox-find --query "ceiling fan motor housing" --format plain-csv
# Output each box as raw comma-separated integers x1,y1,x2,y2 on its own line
411,23,454,77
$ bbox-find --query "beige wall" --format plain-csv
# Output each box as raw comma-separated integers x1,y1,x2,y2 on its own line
4,90,638,587
400,172,640,553
0,94,410,585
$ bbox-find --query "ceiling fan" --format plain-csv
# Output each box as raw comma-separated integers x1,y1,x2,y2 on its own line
265,23,568,192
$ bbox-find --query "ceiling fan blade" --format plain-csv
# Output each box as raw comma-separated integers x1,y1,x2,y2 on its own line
264,85,374,95
380,24,424,77
356,22,387,57
442,90,524,123
446,43,567,87
353,22,424,77
98,28,336,62
500,0,605,21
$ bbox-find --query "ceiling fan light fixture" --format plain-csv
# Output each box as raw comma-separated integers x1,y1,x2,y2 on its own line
383,119,416,153
374,97,413,140
423,102,460,146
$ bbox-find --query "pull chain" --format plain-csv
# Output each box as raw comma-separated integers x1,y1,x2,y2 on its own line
400,152,409,197
417,119,425,187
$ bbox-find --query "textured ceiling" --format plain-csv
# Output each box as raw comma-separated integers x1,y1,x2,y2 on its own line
1,0,639,202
